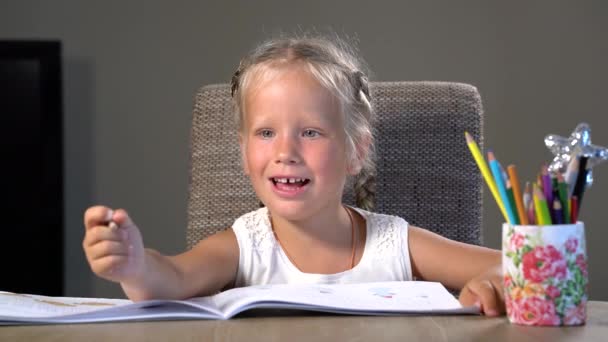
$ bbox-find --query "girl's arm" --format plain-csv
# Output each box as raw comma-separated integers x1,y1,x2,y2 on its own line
84,206,239,301
122,229,239,301
408,226,504,315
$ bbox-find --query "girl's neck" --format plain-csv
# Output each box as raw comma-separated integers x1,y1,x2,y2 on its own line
269,204,362,274
269,204,351,247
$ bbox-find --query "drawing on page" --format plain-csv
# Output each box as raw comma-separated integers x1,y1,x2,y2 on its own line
369,287,396,299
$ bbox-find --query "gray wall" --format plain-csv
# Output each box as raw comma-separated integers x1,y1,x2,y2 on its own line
2,0,607,300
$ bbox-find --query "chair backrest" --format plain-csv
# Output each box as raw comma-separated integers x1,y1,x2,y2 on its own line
186,82,484,249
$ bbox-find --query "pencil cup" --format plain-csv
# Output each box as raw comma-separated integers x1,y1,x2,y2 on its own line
502,222,588,326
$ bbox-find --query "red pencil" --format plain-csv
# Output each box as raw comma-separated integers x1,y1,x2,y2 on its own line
571,196,579,223
527,199,536,225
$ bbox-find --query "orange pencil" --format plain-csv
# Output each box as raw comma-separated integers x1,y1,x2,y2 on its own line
507,165,528,225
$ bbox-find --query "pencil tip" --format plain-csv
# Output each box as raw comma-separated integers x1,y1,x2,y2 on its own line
464,131,473,143
541,165,548,174
553,198,562,209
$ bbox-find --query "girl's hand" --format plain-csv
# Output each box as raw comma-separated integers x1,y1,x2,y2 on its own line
458,264,505,316
83,206,146,283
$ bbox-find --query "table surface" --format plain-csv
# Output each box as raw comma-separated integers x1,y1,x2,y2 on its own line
1,301,607,342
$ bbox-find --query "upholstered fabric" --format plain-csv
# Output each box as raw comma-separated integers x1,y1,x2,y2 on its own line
186,82,484,249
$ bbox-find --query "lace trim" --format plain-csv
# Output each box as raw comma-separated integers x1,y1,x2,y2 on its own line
365,211,404,260
239,207,276,253
239,207,405,260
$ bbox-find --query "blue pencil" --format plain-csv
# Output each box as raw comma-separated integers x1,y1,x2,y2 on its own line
488,151,516,225
553,197,564,225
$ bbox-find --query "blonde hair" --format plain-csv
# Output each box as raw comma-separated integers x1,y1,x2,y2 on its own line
231,34,376,210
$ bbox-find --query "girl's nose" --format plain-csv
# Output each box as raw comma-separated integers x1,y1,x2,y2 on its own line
275,135,301,164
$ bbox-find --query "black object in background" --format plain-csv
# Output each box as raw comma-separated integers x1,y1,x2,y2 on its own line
0,41,63,296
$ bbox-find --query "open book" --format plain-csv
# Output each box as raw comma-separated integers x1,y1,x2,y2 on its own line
0,281,478,324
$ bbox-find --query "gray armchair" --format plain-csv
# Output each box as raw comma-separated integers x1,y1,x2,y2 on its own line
186,82,484,249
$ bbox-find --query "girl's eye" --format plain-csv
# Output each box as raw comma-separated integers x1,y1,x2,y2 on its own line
258,129,274,138
303,129,320,138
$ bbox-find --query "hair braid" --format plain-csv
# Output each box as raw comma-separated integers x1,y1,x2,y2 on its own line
354,166,376,211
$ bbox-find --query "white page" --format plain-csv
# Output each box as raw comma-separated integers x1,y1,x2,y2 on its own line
0,292,223,323
211,281,476,318
1,282,477,323
0,291,131,318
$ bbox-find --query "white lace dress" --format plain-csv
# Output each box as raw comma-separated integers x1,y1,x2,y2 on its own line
231,206,412,287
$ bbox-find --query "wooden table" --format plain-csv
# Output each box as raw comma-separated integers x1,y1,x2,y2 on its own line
1,301,607,341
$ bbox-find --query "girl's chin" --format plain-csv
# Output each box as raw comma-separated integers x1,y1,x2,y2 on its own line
266,202,306,215
264,202,315,220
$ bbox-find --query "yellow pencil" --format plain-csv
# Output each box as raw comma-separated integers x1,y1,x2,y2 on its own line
533,183,552,225
465,132,509,223
507,164,528,225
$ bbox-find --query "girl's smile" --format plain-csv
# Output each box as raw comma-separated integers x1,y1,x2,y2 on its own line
270,176,311,198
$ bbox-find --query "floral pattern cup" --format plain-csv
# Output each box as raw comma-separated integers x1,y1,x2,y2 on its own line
502,222,587,326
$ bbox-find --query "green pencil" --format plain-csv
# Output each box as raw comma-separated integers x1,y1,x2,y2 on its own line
533,184,552,225
557,173,570,224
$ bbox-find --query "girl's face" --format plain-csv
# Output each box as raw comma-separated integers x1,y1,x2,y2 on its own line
239,66,350,221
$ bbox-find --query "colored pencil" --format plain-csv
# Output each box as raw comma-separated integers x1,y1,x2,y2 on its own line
565,156,580,196
556,173,570,224
533,183,552,225
552,175,559,196
464,132,510,223
527,197,536,224
541,165,554,220
501,163,519,224
571,196,579,223
505,179,519,224
553,197,563,225
507,165,528,225
523,181,532,209
524,182,535,225
488,151,516,225
572,156,589,208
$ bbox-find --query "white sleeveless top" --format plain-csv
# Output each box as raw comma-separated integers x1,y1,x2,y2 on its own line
231,207,412,287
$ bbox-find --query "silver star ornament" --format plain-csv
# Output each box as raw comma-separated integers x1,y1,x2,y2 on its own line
545,122,608,187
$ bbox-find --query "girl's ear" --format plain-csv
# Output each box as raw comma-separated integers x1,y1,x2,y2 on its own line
347,134,372,175
347,163,362,176
238,133,250,175
347,156,362,175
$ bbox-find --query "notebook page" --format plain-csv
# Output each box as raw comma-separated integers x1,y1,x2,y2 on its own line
212,281,470,318
0,291,131,318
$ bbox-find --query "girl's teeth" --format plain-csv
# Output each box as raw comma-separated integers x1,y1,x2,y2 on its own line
274,178,305,183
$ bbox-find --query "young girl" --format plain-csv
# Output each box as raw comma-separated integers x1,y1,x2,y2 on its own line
83,35,504,316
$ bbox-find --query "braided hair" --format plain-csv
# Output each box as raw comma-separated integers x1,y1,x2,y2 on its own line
231,34,376,210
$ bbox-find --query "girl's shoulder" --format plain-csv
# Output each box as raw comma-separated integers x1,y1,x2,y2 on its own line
231,207,275,251
233,207,270,228
350,207,411,260
349,206,409,230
